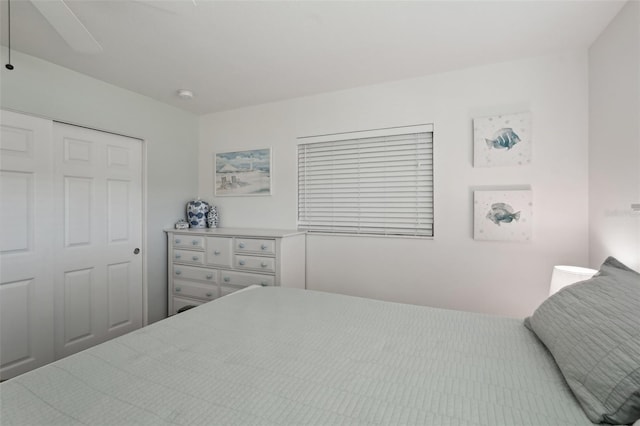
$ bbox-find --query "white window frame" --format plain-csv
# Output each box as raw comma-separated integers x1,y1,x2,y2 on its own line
297,124,434,238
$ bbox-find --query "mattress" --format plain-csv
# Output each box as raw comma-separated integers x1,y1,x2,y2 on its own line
0,287,593,425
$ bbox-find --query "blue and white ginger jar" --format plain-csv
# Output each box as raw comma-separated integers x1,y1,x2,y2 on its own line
186,199,210,228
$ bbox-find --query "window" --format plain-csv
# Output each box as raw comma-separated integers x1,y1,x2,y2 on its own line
297,124,433,237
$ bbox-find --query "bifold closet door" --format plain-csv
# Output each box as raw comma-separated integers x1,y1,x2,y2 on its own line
53,123,143,359
0,111,55,379
1,112,144,379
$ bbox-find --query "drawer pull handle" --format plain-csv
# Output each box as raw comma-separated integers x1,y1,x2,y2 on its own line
223,276,230,282
206,274,213,279
192,240,198,245
175,254,181,259
239,260,246,266
175,270,181,275
175,287,181,292
261,262,267,268
261,244,268,250
175,239,181,244
192,256,199,261
206,292,213,297
214,250,221,255
238,242,245,249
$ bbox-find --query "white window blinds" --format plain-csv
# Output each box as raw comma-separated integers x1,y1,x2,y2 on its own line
297,124,433,237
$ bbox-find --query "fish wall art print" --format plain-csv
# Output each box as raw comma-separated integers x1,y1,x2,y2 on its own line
473,112,531,167
474,190,532,241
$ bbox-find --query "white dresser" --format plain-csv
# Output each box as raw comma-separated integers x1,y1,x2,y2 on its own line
165,228,306,315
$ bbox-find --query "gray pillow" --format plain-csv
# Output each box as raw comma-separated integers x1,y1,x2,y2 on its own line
524,257,640,425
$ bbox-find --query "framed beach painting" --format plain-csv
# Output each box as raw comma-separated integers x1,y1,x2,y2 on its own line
474,189,532,242
473,112,531,167
214,148,272,196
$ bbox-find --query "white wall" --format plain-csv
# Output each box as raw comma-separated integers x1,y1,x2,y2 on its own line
588,0,640,271
199,51,590,318
1,49,199,324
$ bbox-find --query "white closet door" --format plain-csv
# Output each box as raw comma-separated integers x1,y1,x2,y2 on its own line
53,123,143,359
0,111,55,379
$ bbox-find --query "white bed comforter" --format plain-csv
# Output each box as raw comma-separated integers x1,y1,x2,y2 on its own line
0,287,592,425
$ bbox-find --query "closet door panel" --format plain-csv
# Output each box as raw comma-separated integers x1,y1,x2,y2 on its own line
53,123,143,359
0,280,33,369
107,262,133,331
62,267,96,346
64,176,94,246
0,171,33,253
0,111,55,380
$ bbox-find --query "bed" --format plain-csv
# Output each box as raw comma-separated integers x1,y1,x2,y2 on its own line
1,257,638,425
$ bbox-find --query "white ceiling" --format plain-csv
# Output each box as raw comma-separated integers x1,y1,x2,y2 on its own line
0,0,627,115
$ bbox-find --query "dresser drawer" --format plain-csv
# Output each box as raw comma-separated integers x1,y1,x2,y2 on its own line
221,281,271,297
220,270,275,287
235,238,275,255
173,249,205,265
173,235,205,250
234,255,276,273
173,279,219,300
221,283,252,298
205,237,233,267
173,265,217,282
172,296,204,315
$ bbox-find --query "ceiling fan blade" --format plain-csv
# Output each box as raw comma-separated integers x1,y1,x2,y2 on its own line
132,0,197,15
30,0,103,54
